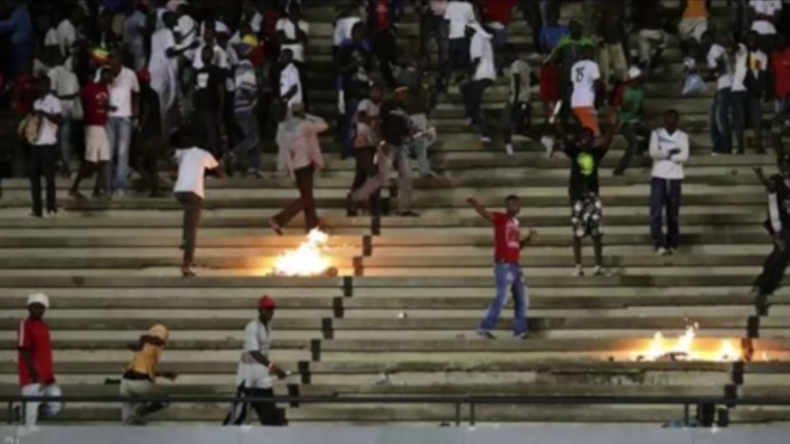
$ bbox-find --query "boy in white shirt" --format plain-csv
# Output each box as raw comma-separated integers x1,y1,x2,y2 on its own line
649,110,689,255
172,133,222,277
443,0,476,89
460,24,495,143
46,47,83,178
28,76,63,218
702,30,733,154
731,31,768,154
570,46,602,136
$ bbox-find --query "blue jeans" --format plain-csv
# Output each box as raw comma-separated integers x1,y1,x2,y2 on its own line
234,112,261,171
106,117,132,192
710,88,732,154
479,263,528,336
460,79,493,138
58,119,74,168
488,26,508,73
342,97,360,159
650,177,682,250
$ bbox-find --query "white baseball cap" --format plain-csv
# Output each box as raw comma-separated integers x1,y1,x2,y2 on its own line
27,293,50,309
627,66,642,80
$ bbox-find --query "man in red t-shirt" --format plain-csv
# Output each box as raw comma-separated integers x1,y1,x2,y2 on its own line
468,195,536,339
772,35,790,152
70,67,115,198
481,0,517,73
18,292,61,426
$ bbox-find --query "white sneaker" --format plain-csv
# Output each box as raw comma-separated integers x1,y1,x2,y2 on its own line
573,265,584,277
593,266,606,276
505,144,514,156
480,136,492,143
656,247,668,256
541,136,556,156
46,211,58,219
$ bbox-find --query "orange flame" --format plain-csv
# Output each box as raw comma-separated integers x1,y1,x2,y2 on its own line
272,229,331,276
637,324,742,362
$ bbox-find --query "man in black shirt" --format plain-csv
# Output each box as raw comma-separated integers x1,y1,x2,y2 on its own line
752,155,790,313
193,45,226,158
133,70,163,197
557,111,618,277
338,23,372,159
348,86,418,217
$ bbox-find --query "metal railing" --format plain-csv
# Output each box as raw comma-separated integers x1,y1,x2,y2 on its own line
4,394,790,426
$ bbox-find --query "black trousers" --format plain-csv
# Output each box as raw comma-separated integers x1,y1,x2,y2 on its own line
247,388,282,426
273,164,318,232
196,109,222,158
176,192,203,264
29,144,57,216
754,242,790,297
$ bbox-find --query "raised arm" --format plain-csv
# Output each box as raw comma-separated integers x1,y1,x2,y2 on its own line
467,197,493,223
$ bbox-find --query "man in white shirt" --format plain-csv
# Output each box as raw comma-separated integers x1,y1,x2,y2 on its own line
55,10,79,57
223,295,287,426
703,30,734,154
731,32,768,154
192,26,229,70
443,0,476,90
123,2,149,71
105,49,139,198
750,0,783,35
570,46,602,137
276,4,309,63
173,136,222,277
649,110,689,255
46,48,83,177
460,24,496,143
276,49,303,176
28,76,63,218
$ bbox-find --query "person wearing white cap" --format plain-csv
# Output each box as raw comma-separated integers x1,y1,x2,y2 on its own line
613,66,650,175
120,324,177,425
17,292,62,426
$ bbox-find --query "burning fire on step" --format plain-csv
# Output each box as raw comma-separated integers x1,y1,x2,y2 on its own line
270,229,338,277
634,324,742,362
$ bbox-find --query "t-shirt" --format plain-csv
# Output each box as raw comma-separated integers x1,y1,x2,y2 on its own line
174,148,219,198
276,18,309,62
48,65,82,120
732,44,768,92
279,62,303,108
235,319,272,389
772,48,790,98
470,32,496,81
125,342,162,380
56,19,77,56
493,212,521,264
509,59,531,103
750,0,783,34
765,174,790,236
192,43,229,70
82,82,110,126
445,1,476,39
619,86,644,124
333,16,360,46
234,60,258,115
339,43,372,100
17,318,55,386
32,94,62,146
565,144,607,201
707,43,734,90
107,67,140,118
357,98,381,118
193,66,224,111
380,98,410,145
482,0,517,26
570,60,600,108
540,25,569,51
684,0,708,17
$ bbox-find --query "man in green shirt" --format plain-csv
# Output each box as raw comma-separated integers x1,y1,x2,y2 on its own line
613,67,650,175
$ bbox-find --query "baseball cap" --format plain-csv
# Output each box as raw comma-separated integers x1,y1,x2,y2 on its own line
148,324,169,341
27,292,50,309
259,295,276,309
627,66,642,80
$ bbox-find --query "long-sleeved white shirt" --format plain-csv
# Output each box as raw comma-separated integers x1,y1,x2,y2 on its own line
649,128,689,180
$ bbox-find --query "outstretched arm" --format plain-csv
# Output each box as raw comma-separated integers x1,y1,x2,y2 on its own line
467,197,493,223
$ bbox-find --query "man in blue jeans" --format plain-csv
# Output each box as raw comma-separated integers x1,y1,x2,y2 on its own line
105,49,139,198
468,195,536,340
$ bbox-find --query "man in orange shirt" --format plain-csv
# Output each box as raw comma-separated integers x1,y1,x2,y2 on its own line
120,324,177,425
678,0,710,58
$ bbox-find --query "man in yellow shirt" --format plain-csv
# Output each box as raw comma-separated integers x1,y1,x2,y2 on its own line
120,324,177,425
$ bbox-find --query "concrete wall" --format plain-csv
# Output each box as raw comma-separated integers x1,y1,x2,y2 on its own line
3,425,790,444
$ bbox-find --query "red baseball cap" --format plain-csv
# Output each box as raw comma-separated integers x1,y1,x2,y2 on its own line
259,295,276,309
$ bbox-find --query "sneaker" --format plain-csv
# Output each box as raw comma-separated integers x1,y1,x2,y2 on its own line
612,169,625,176
113,189,126,199
540,136,555,156
514,332,528,340
505,144,514,156
480,136,492,143
46,211,58,219
593,266,606,276
666,248,677,255
573,265,584,277
28,212,43,219
656,247,668,256
477,330,496,339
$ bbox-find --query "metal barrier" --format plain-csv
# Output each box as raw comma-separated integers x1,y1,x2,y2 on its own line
4,394,790,426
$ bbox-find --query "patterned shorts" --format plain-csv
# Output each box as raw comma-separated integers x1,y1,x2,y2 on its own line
571,193,604,238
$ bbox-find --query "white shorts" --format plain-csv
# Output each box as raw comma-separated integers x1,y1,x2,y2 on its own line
85,125,110,163
678,17,708,42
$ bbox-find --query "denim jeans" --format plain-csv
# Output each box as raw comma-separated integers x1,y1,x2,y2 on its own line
106,116,132,192
710,88,732,154
487,25,508,73
234,112,261,172
342,97,360,159
461,79,493,138
479,263,528,336
409,113,433,177
650,177,682,250
58,119,74,168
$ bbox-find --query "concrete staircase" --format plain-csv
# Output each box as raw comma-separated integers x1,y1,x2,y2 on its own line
2,0,790,425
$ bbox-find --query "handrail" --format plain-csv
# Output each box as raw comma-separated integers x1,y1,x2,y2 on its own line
5,394,790,426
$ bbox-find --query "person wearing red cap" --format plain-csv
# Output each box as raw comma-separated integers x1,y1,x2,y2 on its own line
224,295,287,426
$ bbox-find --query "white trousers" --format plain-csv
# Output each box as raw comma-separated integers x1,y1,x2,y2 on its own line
21,383,62,426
